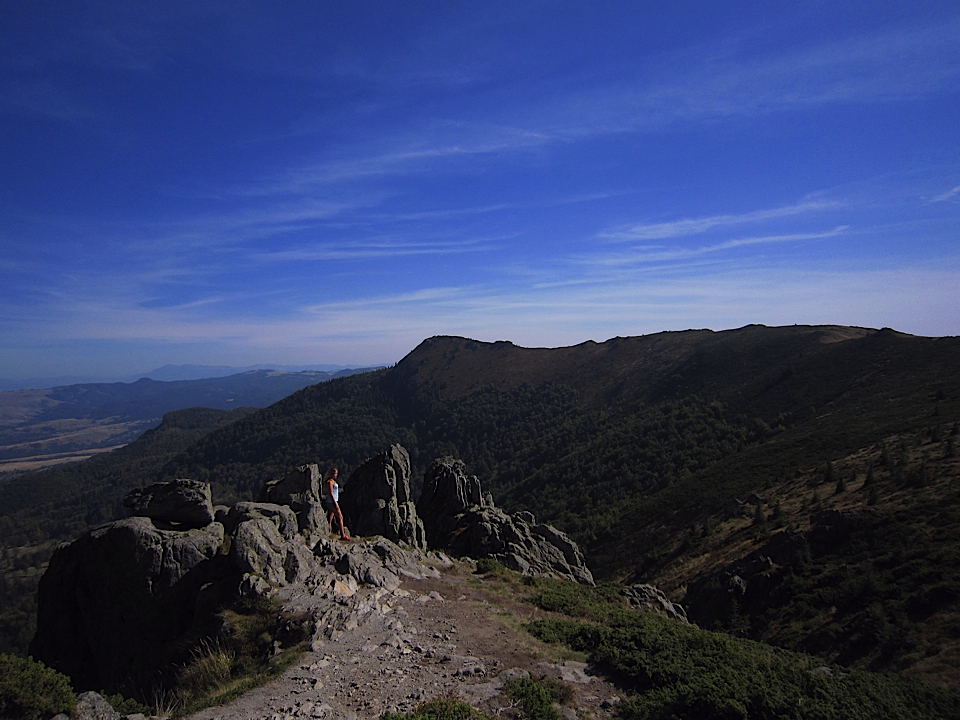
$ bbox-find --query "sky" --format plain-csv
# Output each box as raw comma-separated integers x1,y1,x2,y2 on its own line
1,2,959,380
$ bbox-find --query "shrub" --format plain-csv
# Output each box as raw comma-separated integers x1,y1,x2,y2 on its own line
504,677,561,720
382,698,491,720
99,691,149,716
475,557,509,576
0,653,75,720
524,582,960,720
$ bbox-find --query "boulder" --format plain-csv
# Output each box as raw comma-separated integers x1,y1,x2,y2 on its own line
74,691,120,720
230,516,316,589
339,444,427,550
260,464,326,535
419,457,594,585
123,478,214,528
331,536,442,590
30,516,228,696
625,584,689,623
223,501,300,541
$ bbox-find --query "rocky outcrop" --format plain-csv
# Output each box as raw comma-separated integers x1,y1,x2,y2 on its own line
123,478,214,528
339,444,427,550
317,535,447,592
31,479,331,698
419,456,594,585
223,501,300,541
231,515,317,589
32,445,600,702
684,509,869,630
30,514,228,694
260,464,326,537
419,456,493,546
31,466,450,701
625,584,689,623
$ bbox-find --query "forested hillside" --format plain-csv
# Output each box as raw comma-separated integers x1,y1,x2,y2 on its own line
2,324,959,689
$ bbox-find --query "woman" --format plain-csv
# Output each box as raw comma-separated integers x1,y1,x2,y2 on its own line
323,467,352,541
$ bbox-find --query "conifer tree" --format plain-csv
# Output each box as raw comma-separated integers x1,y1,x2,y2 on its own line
835,471,847,494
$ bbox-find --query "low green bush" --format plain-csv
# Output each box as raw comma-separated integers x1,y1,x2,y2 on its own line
99,691,150,716
382,698,491,720
526,613,960,720
474,558,509,576
520,572,960,720
504,677,561,720
0,653,75,720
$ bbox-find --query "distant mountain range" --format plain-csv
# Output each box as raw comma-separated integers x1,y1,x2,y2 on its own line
0,366,382,476
0,363,373,391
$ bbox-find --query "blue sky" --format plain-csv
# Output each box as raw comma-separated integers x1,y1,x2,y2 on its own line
2,2,959,380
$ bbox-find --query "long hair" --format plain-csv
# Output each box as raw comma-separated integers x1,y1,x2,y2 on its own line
323,467,338,482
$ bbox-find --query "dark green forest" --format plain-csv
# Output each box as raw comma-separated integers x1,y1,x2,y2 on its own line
1,325,959,696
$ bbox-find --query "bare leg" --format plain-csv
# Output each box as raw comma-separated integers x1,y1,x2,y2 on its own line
333,502,351,540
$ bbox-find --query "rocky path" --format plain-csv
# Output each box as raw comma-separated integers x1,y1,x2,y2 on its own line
185,563,623,720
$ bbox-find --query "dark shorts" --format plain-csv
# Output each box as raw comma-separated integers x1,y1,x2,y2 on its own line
321,495,336,513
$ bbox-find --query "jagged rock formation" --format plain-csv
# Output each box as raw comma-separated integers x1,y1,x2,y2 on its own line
31,467,448,700
260,464,326,537
418,455,494,543
123,477,214,528
339,444,427,550
31,445,598,702
419,456,594,585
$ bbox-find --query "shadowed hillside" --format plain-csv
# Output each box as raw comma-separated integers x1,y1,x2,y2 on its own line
2,324,959,688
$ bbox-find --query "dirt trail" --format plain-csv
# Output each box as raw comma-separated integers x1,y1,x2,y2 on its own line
185,564,623,720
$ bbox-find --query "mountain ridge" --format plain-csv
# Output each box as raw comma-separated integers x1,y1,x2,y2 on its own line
2,323,958,689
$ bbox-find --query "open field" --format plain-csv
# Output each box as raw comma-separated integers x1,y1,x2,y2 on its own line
0,445,127,478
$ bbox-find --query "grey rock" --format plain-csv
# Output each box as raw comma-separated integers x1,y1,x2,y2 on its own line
123,478,214,528
625,584,689,623
31,517,226,697
261,464,326,535
225,501,300,541
418,456,492,546
419,457,594,584
339,445,426,550
324,536,442,592
231,517,316,589
74,691,120,720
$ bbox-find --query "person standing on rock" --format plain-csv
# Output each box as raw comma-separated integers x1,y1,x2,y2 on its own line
323,467,352,541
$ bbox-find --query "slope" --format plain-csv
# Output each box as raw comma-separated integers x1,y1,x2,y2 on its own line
3,324,959,686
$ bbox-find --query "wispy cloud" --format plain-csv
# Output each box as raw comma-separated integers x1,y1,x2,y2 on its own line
527,16,960,139
584,227,849,268
237,122,552,198
251,235,497,263
600,201,842,241
930,186,960,203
